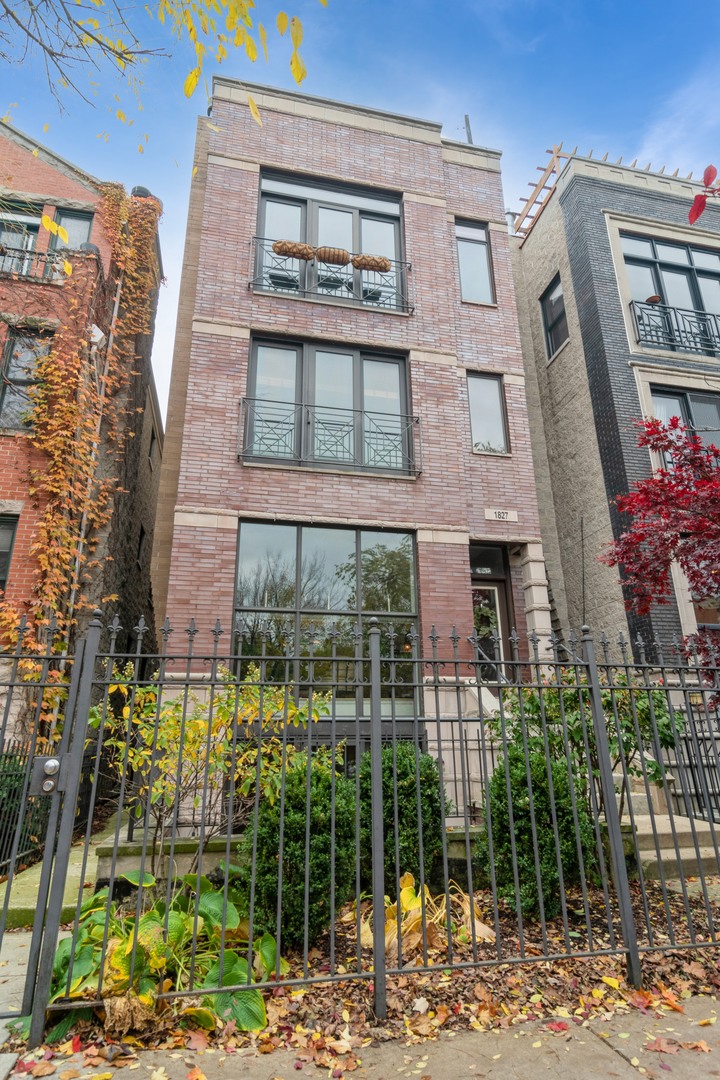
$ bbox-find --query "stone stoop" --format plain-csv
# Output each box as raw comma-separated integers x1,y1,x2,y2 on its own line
625,813,720,880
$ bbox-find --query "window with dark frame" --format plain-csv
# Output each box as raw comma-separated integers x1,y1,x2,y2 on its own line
244,339,416,474
651,387,720,448
50,210,93,251
456,221,494,304
234,521,418,709
540,275,569,358
467,373,509,455
0,330,52,429
0,205,41,275
136,524,146,566
148,426,157,467
0,516,18,593
623,233,720,354
254,174,407,310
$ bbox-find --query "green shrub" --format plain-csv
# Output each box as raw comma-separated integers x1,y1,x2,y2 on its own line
237,751,356,949
358,742,448,890
478,742,597,919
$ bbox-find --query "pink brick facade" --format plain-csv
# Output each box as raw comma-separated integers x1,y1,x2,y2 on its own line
155,82,551,655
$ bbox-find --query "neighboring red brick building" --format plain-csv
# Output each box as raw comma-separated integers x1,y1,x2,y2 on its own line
154,81,551,664
0,123,163,646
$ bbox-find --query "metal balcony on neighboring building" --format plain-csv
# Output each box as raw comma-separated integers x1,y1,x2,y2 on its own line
631,299,720,355
0,246,101,284
249,237,413,313
239,397,422,476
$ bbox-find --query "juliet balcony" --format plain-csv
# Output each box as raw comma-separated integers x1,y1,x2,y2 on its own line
0,245,102,285
249,237,413,313
238,397,422,476
631,299,720,355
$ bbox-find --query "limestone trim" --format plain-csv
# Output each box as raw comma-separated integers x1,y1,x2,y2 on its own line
441,143,502,173
0,499,23,514
409,348,458,367
214,80,442,145
403,192,447,208
557,157,698,203
191,320,251,339
175,506,473,535
207,153,260,173
416,529,470,545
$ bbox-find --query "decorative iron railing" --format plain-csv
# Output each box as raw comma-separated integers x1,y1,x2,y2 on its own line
249,237,413,312
631,299,720,354
0,246,70,282
239,396,422,475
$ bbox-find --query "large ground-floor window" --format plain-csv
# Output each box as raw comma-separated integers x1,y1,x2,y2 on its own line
234,521,418,714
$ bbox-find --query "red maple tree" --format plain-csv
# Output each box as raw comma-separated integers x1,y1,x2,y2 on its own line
605,417,720,658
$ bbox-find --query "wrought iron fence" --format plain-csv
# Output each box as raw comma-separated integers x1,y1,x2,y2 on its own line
239,397,422,475
631,298,720,354
2,614,720,1044
0,246,67,282
249,237,413,312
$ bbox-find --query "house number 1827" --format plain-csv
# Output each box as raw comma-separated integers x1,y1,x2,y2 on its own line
484,508,519,522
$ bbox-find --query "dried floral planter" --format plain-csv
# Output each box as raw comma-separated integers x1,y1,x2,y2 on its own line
315,246,351,266
351,253,392,273
272,239,315,261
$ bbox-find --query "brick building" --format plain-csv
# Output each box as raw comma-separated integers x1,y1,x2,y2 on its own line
0,123,163,646
512,149,720,649
154,80,551,667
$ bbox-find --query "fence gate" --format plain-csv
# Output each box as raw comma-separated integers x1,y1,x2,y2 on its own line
0,615,102,1041
2,613,720,1048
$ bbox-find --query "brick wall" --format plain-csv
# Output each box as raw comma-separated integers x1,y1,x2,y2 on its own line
159,84,549,651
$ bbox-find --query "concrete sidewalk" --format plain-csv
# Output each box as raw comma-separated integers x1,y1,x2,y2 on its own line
1,993,719,1080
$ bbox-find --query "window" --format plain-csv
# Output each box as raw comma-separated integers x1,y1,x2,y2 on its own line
235,522,417,709
0,205,40,275
456,221,494,304
148,426,157,468
540,275,569,357
467,374,508,454
253,174,408,310
0,331,51,429
50,210,93,251
0,516,17,592
243,340,416,474
651,387,720,448
136,525,146,566
622,233,720,354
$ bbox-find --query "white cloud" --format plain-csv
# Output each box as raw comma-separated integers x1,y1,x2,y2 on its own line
635,68,720,177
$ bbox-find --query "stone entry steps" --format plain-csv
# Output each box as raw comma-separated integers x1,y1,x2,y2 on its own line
626,813,720,880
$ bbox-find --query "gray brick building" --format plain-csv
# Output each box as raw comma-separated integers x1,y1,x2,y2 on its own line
512,151,720,650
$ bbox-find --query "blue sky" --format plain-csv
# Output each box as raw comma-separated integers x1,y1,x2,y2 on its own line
2,0,719,417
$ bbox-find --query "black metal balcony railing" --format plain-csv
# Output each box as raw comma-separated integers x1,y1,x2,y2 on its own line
0,246,70,282
239,397,422,475
631,299,720,355
249,237,413,313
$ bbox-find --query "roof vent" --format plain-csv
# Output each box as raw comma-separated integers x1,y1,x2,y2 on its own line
131,185,153,198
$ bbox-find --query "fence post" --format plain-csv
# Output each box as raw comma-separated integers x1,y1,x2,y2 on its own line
582,626,642,988
29,612,103,1048
368,619,387,1019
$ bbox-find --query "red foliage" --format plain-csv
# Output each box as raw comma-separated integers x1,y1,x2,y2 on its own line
689,164,718,222
604,416,720,618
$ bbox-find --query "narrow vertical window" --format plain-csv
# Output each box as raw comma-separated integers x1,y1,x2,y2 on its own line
0,516,18,592
540,275,569,358
456,221,494,304
0,331,51,429
467,374,508,454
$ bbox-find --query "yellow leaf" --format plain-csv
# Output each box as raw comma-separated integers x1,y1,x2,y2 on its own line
32,147,39,157
183,68,200,98
247,94,262,127
532,1041,542,1048
116,109,126,123
41,213,53,233
318,0,327,6
57,225,69,244
601,976,620,990
192,165,198,178
138,144,144,154
290,49,307,85
698,1017,717,1026
290,15,303,47
276,11,288,35
399,872,415,889
530,993,543,1003
245,34,257,61
258,22,268,61
591,988,605,999
43,122,49,132
630,1058,640,1068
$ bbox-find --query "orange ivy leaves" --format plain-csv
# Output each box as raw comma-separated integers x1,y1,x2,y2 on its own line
0,185,162,651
